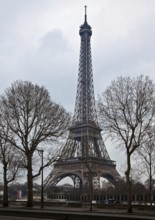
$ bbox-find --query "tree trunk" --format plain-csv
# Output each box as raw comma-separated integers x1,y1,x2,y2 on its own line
149,178,152,206
126,152,132,213
3,165,9,207
26,155,33,207
149,157,152,206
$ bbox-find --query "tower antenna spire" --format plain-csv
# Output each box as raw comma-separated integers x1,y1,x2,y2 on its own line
84,5,87,22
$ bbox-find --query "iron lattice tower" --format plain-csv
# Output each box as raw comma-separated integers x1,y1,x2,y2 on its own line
45,7,120,191
61,7,110,160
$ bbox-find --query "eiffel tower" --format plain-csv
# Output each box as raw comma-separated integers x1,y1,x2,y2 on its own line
45,7,120,192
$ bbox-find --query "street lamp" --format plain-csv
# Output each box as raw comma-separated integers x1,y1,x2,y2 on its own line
37,149,44,208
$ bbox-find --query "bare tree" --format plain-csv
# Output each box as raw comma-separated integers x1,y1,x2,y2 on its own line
0,124,23,207
81,158,95,211
0,80,70,207
97,75,155,213
79,157,100,211
134,126,155,206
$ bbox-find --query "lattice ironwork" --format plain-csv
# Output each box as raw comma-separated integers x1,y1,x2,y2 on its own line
61,7,110,160
44,7,120,191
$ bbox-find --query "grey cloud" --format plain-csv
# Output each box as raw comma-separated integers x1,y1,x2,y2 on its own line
17,29,77,111
94,13,155,80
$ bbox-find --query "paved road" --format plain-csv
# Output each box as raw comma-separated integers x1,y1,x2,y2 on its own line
1,207,155,220
1,214,155,220
0,217,56,220
1,212,155,220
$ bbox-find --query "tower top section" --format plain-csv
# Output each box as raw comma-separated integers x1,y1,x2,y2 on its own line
79,6,92,37
73,5,98,127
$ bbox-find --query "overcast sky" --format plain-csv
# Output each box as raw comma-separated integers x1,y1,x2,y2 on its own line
1,0,155,174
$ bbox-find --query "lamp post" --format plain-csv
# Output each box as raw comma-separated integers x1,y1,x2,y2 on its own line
87,159,93,211
37,149,44,208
